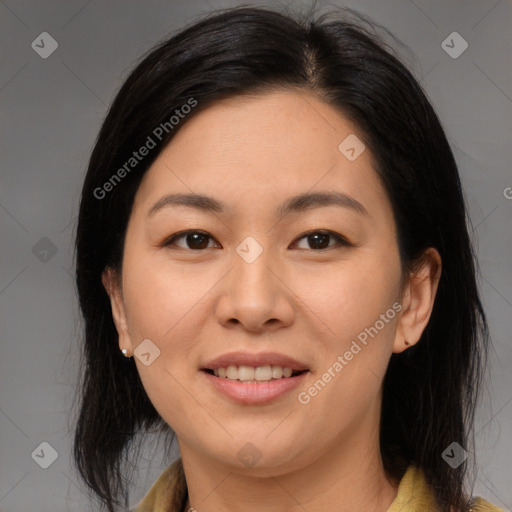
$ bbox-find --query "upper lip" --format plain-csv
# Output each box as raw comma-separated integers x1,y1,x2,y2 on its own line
202,352,309,371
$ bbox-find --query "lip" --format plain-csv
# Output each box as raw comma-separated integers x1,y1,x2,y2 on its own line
200,369,310,405
202,351,309,371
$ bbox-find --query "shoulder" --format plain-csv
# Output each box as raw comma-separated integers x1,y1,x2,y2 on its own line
387,465,506,512
469,496,507,511
130,457,187,512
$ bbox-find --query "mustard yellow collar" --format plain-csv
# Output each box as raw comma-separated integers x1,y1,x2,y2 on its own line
132,459,504,512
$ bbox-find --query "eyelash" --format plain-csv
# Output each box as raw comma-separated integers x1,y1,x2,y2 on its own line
161,229,352,252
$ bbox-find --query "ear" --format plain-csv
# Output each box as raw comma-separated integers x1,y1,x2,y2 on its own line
102,267,133,354
393,248,442,354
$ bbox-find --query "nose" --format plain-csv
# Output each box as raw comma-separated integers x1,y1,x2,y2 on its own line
215,246,295,333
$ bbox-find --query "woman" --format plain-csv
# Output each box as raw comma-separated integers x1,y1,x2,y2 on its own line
72,6,503,512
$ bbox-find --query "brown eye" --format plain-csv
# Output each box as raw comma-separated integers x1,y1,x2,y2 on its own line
163,231,219,250
293,230,351,250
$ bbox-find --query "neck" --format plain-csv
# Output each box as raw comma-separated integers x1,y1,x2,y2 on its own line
179,409,398,512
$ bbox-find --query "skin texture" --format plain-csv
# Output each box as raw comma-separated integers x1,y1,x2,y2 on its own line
103,89,441,512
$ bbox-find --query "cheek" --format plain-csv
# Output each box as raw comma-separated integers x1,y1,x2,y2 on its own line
121,249,210,341
120,252,208,436
293,254,401,408
295,252,401,339
295,299,397,437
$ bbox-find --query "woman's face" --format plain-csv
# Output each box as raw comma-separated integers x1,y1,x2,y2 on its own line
107,89,412,474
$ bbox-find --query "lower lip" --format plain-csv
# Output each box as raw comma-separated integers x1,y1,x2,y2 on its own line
201,370,309,405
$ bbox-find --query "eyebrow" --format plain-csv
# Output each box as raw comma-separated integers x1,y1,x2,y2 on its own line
147,190,368,218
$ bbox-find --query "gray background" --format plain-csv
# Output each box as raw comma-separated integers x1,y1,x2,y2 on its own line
1,0,511,510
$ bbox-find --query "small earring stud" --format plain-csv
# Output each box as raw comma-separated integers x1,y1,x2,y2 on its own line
121,348,131,357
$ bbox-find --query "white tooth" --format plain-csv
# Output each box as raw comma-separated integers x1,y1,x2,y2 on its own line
215,365,296,381
272,365,284,379
226,365,238,380
238,365,255,381
255,365,273,381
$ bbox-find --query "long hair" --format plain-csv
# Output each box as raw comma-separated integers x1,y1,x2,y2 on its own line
72,6,489,511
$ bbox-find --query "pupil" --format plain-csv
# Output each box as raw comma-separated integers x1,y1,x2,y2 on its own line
188,233,208,249
310,233,329,249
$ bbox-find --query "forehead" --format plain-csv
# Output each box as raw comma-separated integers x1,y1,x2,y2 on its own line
132,89,393,225
165,89,365,168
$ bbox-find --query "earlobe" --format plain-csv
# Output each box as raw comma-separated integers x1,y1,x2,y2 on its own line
101,267,133,354
393,248,442,354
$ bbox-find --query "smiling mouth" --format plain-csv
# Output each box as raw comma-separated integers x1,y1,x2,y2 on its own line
202,365,309,383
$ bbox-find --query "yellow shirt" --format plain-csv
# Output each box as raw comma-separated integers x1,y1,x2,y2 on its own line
131,458,504,512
